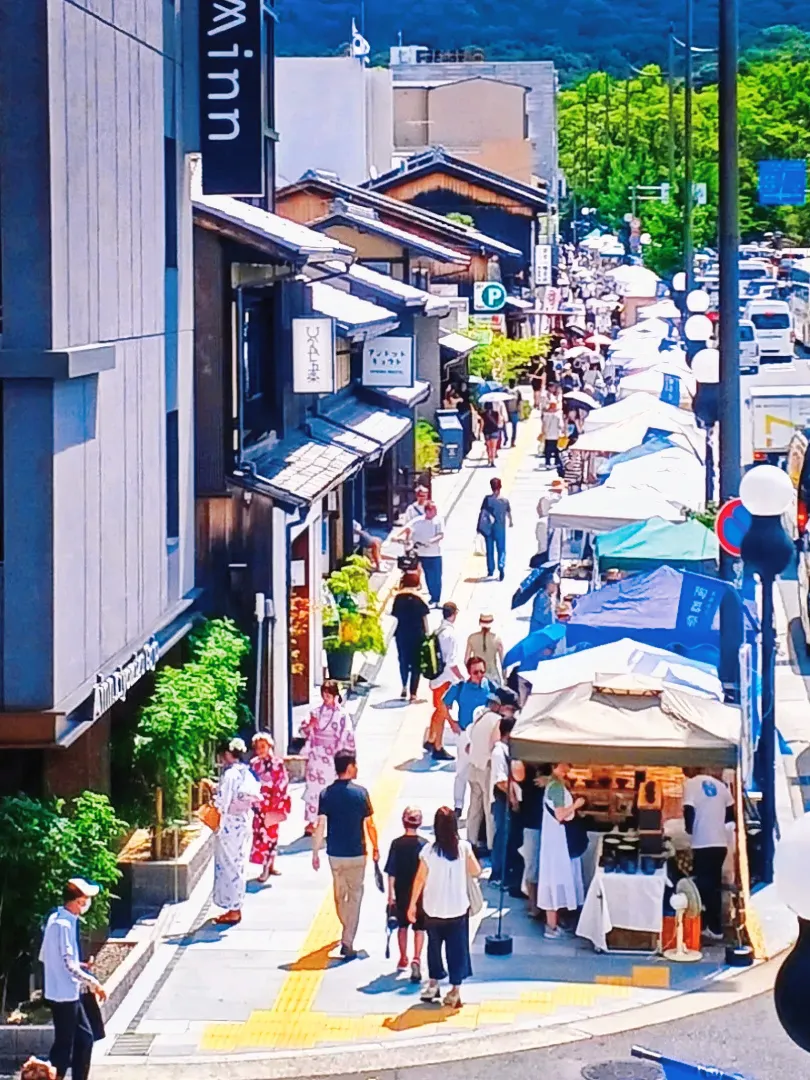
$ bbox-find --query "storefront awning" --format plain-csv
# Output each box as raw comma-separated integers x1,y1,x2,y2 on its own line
310,281,400,341
307,416,381,459
440,332,479,356
377,380,432,408
322,395,413,455
234,433,365,508
505,295,534,311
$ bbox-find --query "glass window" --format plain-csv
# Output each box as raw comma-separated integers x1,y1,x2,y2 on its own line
739,323,755,341
752,312,790,330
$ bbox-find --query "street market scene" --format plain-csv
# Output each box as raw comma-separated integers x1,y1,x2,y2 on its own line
5,5,810,1080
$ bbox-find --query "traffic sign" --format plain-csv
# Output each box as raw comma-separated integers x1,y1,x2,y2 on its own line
473,281,507,313
692,182,707,206
758,160,807,207
715,497,752,558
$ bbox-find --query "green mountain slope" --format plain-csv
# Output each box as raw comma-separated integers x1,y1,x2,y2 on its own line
275,1,810,81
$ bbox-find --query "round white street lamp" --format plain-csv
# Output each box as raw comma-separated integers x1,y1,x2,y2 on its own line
739,464,794,518
691,347,720,384
686,289,711,314
672,271,687,292
683,313,713,342
640,232,652,247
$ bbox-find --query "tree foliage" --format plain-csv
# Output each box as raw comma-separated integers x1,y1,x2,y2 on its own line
558,41,810,272
0,792,126,1010
469,335,551,383
133,618,251,825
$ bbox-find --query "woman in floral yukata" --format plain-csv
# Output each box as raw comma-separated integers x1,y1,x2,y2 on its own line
300,680,355,835
249,730,291,882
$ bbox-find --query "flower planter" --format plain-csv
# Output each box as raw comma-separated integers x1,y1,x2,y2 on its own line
124,825,214,919
326,648,355,681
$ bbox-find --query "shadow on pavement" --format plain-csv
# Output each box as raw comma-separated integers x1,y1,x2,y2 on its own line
383,1004,458,1032
279,941,344,972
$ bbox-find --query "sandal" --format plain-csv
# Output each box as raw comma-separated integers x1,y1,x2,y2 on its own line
213,910,241,926
443,987,462,1009
420,983,440,1003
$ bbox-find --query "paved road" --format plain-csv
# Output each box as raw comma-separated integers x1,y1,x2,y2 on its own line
332,991,805,1080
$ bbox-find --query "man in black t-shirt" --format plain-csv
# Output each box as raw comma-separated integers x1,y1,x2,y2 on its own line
384,807,427,982
312,752,378,959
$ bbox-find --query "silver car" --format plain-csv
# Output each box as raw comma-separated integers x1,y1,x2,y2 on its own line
739,319,760,375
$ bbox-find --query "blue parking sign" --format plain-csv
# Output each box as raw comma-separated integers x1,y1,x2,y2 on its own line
758,159,806,206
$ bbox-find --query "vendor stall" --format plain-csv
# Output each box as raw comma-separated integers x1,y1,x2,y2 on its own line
510,672,742,954
548,483,687,533
595,517,719,576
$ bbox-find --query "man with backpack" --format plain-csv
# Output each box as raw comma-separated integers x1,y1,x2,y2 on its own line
424,602,463,762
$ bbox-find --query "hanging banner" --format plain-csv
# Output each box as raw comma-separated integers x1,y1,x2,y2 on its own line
362,336,415,388
292,317,335,393
534,244,553,286
199,0,265,196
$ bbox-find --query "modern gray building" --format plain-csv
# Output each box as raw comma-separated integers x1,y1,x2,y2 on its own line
389,54,559,205
0,1,196,797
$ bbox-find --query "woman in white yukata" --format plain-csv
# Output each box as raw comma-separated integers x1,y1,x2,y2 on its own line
207,737,260,925
536,762,586,939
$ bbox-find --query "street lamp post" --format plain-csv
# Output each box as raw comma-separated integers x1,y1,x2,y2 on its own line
684,0,695,291
691,345,719,505
739,465,795,886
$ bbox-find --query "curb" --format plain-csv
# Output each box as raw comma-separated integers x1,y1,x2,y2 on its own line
91,950,787,1079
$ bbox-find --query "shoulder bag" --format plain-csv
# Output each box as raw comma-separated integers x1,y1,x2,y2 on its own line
476,497,495,538
465,844,484,915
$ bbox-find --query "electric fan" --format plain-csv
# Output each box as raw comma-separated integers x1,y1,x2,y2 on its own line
663,877,703,963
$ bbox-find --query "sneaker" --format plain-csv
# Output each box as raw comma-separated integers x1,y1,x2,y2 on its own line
432,748,453,761
420,983,441,1003
423,741,434,753
702,929,724,943
410,959,422,984
499,570,505,582
340,943,358,959
544,927,564,940
443,987,463,1009
400,689,408,700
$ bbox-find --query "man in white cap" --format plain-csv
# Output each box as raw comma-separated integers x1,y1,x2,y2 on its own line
39,878,106,1080
401,484,430,525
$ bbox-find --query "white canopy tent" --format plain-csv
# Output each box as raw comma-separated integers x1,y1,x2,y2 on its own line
583,394,696,433
510,681,740,768
616,318,671,340
607,450,705,510
605,265,660,298
637,299,681,320
522,639,724,699
619,364,697,398
619,346,688,373
548,483,687,532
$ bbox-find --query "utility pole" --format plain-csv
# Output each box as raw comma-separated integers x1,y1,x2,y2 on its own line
668,24,676,190
584,80,591,189
718,0,742,701
684,0,695,289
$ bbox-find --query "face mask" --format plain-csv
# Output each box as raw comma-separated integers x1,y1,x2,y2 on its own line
79,898,92,915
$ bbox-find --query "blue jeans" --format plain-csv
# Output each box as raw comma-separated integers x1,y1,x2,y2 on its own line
426,914,472,984
485,524,507,577
491,795,509,881
420,555,443,605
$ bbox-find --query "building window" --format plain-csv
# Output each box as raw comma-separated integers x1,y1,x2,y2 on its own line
241,292,281,447
164,137,178,270
335,342,351,390
166,409,179,539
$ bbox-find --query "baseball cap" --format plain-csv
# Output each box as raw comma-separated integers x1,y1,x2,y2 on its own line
67,878,100,898
402,806,423,828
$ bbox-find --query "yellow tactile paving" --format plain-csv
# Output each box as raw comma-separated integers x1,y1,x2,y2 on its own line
631,965,671,989
198,982,634,1052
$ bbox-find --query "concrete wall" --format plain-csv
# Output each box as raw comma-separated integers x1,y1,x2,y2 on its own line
275,57,393,186
0,0,194,710
414,315,442,424
391,61,558,196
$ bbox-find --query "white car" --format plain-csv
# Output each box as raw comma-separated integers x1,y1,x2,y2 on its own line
742,299,794,362
739,319,760,375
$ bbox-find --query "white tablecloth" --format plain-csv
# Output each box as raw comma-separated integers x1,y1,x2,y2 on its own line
576,867,667,952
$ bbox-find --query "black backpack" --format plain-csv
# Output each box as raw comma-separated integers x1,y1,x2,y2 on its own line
419,632,444,680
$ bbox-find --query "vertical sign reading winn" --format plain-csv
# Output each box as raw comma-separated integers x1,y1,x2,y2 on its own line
200,0,265,197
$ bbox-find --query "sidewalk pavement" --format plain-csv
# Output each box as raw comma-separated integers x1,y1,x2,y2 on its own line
93,416,807,1077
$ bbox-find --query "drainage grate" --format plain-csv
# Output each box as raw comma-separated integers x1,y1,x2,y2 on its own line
110,1033,156,1057
582,1063,664,1080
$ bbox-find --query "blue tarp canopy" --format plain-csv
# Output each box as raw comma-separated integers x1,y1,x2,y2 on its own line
595,516,719,575
565,565,729,665
596,434,677,479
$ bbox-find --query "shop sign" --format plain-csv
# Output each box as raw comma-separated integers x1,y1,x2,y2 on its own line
199,0,265,197
93,638,160,721
739,642,754,785
292,317,335,393
469,314,505,336
534,244,553,286
362,336,414,388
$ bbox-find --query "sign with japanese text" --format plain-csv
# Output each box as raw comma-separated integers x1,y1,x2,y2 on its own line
675,572,727,638
199,0,265,197
534,244,553,286
362,336,414,388
758,160,807,206
292,317,335,393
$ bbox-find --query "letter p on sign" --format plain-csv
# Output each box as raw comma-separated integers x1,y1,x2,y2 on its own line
474,281,507,312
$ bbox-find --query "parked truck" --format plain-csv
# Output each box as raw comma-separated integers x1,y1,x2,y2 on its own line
744,385,810,466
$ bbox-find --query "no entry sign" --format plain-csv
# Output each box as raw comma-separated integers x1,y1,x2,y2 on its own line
715,498,752,558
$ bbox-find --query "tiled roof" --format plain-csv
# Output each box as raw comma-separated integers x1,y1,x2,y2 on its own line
439,331,479,355
242,435,363,506
325,397,413,453
313,202,470,265
309,282,400,336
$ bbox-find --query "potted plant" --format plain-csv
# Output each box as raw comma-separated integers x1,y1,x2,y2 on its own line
323,556,384,681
